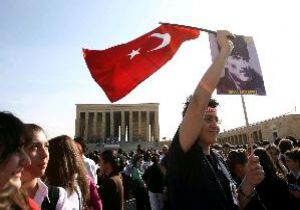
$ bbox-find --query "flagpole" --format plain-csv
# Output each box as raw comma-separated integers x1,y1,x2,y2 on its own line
241,94,254,155
159,22,236,40
159,22,217,34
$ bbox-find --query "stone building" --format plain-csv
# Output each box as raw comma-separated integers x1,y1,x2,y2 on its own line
218,114,300,145
75,103,159,143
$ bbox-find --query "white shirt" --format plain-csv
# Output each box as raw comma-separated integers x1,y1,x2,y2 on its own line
33,179,48,207
65,185,83,210
83,155,98,184
33,179,70,210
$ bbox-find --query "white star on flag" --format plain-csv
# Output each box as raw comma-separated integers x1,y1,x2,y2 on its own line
128,48,141,60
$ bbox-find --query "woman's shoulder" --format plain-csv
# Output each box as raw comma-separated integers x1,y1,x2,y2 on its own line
103,177,117,189
110,175,123,191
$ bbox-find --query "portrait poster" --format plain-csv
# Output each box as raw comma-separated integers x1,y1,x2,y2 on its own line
209,34,266,95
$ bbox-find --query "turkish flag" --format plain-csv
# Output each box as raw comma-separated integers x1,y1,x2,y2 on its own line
83,24,200,102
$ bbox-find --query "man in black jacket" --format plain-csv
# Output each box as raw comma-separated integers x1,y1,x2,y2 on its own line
143,154,164,210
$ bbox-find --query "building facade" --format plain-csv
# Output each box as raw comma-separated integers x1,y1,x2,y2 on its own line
75,103,159,143
218,114,300,145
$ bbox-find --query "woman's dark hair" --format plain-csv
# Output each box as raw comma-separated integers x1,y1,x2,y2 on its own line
24,124,45,146
45,135,89,206
0,112,31,210
0,112,25,164
254,147,277,180
74,136,86,153
227,149,247,173
266,143,288,174
101,150,119,173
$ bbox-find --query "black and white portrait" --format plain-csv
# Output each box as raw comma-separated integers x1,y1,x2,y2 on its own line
209,34,266,95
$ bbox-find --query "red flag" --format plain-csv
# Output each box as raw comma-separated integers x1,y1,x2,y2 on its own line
83,24,199,102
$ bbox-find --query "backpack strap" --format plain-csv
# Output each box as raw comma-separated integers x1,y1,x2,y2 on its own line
74,186,83,210
41,185,60,210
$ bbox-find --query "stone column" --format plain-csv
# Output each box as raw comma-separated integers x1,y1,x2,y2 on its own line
154,111,159,141
125,125,128,142
138,111,141,136
84,112,88,141
75,112,80,137
129,111,133,142
93,112,97,137
110,111,114,138
121,111,125,142
102,112,106,142
146,111,150,142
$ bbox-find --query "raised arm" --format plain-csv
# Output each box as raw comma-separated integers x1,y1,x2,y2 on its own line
179,30,233,153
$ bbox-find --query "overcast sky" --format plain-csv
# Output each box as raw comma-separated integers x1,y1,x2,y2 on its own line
1,0,299,139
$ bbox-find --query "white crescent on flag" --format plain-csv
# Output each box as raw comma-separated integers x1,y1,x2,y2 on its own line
148,33,171,52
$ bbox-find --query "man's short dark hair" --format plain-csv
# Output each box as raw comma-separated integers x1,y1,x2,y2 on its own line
278,139,293,154
223,142,234,148
231,36,250,61
274,137,282,146
262,140,270,147
285,148,300,162
285,136,297,145
182,96,219,117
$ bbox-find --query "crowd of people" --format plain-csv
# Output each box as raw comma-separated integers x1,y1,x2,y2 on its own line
1,31,300,210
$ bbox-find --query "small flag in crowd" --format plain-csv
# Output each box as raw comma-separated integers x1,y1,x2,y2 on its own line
83,24,199,102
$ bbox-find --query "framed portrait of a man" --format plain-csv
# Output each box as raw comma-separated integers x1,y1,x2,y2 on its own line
209,34,266,95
